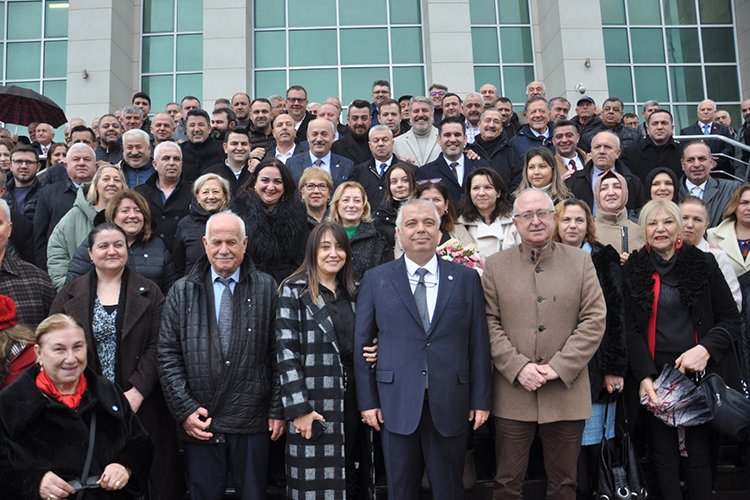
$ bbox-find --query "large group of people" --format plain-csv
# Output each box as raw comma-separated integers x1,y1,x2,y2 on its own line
0,78,748,500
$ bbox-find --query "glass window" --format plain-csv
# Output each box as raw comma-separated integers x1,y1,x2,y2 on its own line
12,81,40,92
471,28,499,64
176,74,202,103
669,66,703,102
671,105,693,132
340,0,387,26
7,42,42,80
390,0,421,24
177,0,202,31
601,0,626,25
255,71,287,100
500,28,533,64
392,67,425,98
8,2,42,40
42,80,65,110
705,66,740,102
634,67,669,102
631,29,665,63
603,29,630,63
143,0,174,34
470,0,496,24
289,30,337,67
663,0,696,25
698,0,732,24
665,28,700,63
503,66,535,103
255,32,286,68
176,34,202,71
43,41,66,78
497,0,529,24
142,36,174,74
606,66,634,102
340,29,389,66
288,0,336,27
342,67,389,105
627,0,661,25
45,1,69,38
255,0,285,29
701,28,736,63
288,69,338,104
474,66,502,95
391,28,423,64
142,75,174,109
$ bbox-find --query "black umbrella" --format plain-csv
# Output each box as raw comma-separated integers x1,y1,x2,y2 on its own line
0,85,67,128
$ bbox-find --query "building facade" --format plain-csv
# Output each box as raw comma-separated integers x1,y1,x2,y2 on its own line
0,0,746,131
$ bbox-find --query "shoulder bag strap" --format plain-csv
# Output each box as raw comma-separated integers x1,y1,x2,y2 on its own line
76,410,97,500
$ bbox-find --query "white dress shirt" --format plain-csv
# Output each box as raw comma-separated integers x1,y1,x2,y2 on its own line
404,253,439,323
275,144,296,164
446,156,465,186
685,178,708,199
308,151,332,175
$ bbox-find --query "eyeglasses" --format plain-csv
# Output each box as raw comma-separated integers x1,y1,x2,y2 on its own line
514,210,554,221
430,91,446,97
416,178,442,185
372,90,390,95
67,476,100,492
304,183,329,192
11,159,37,166
287,97,307,104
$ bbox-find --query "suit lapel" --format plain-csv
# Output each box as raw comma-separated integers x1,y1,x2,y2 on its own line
389,258,423,329
429,259,457,334
702,177,719,204
436,156,460,188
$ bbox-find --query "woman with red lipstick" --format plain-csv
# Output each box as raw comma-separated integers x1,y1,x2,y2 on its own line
514,147,571,204
623,199,741,500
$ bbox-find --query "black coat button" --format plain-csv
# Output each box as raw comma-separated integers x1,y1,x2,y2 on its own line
535,267,541,273
536,357,543,363
538,326,545,332
537,296,543,302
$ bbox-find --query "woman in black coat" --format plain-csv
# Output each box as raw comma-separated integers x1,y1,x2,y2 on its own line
231,158,309,284
172,173,231,277
328,181,393,280
66,190,176,294
624,199,741,500
373,162,416,249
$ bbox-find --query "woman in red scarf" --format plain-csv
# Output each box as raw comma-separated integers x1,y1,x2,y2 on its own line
0,294,35,390
0,314,153,499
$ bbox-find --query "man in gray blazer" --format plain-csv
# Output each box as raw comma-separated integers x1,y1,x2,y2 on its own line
677,140,741,228
285,118,355,191
393,96,441,166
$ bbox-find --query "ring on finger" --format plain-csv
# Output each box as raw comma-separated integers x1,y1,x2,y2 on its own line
615,383,621,390
115,480,122,487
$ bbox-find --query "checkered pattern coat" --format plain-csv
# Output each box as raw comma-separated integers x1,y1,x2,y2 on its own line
276,276,355,499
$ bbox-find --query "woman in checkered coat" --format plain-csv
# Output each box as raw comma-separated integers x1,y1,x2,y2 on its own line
276,222,360,499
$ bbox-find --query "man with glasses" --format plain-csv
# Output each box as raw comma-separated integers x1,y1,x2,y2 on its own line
428,84,448,123
3,145,41,221
286,85,314,143
482,189,605,500
371,80,392,125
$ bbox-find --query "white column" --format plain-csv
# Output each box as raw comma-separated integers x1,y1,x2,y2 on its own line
202,0,253,110
423,0,475,96
532,0,609,107
66,0,139,123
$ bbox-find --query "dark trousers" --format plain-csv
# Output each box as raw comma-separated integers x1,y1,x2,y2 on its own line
493,417,585,500
645,412,713,500
381,402,467,500
183,432,270,500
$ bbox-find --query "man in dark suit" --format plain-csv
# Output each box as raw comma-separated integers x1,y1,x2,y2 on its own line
354,124,414,210
32,123,55,158
417,116,489,207
286,85,314,144
354,197,492,500
285,118,355,191
680,99,735,173
331,99,373,165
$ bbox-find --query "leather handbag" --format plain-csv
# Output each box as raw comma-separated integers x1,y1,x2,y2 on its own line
594,402,648,500
697,327,750,440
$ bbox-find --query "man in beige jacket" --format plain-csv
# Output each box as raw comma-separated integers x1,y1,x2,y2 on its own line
482,189,606,500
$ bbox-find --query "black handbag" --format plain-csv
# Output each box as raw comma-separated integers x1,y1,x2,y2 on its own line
595,402,648,500
697,329,750,439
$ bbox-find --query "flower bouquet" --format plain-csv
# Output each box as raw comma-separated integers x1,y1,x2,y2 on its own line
437,238,484,275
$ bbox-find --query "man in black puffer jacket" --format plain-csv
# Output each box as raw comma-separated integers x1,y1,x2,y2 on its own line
158,211,284,500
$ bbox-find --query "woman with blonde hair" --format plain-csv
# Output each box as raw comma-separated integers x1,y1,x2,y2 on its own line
328,181,392,280
707,184,750,277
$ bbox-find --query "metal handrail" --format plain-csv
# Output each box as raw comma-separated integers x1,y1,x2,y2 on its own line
674,134,750,182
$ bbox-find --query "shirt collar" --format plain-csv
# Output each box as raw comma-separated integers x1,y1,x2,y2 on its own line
685,178,708,192
309,151,332,166
529,127,549,139
210,266,241,284
404,253,439,278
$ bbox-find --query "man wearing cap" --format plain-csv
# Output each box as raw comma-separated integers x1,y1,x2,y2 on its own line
571,96,601,137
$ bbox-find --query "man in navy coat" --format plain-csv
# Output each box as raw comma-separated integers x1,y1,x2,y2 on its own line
354,198,492,500
417,116,490,207
285,118,355,191
680,99,735,173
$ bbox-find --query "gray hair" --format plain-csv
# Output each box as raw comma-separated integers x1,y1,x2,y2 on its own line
154,141,182,161
368,124,392,139
548,97,570,110
121,105,143,119
526,81,546,94
205,210,246,241
410,96,434,113
122,128,150,145
193,173,231,204
643,100,659,109
395,198,440,231
523,96,548,116
268,94,284,104
464,92,483,103
512,188,555,216
592,130,621,150
0,199,10,223
66,143,96,162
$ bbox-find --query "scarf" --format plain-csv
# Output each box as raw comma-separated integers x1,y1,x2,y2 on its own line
594,169,629,215
36,369,87,409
